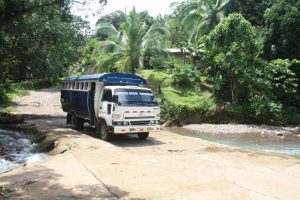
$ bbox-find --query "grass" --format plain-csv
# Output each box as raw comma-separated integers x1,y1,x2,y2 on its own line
163,87,215,110
139,70,216,111
0,185,17,196
0,79,61,112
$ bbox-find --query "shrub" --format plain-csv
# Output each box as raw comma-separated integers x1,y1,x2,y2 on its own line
149,56,166,70
160,101,191,123
282,107,300,125
225,103,250,122
249,95,282,122
171,64,198,87
267,59,298,96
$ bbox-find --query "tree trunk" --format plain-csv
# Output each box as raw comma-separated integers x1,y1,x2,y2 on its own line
231,80,236,103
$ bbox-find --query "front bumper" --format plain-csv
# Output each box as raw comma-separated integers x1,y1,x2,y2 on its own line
113,125,160,134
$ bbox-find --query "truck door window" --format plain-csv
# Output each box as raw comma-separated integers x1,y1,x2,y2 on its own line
102,89,112,102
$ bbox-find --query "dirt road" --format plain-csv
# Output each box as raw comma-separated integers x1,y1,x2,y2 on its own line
1,88,300,200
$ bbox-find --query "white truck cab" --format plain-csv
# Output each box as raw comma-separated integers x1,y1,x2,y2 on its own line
96,85,160,140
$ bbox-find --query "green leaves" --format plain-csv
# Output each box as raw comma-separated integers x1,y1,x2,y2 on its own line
171,64,199,88
267,59,298,95
96,23,119,37
94,8,169,74
204,13,258,102
174,0,229,43
0,0,88,82
262,0,300,60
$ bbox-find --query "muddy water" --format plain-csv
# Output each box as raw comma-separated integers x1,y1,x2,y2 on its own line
0,129,47,173
166,127,300,157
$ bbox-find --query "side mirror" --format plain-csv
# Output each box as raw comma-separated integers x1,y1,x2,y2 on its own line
112,95,119,104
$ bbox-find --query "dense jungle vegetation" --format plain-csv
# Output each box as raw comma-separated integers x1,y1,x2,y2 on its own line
1,0,299,124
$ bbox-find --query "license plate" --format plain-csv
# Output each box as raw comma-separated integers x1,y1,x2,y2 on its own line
130,128,135,131
147,127,152,131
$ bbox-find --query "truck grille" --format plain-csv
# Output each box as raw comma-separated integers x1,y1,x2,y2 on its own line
125,116,155,119
130,121,150,125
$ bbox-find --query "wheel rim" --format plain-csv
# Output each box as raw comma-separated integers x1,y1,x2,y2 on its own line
100,124,107,138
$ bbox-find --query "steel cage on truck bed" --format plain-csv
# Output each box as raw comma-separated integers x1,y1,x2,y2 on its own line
60,73,147,127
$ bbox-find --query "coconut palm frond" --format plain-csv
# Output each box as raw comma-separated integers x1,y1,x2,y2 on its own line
217,0,229,11
116,29,128,44
95,23,119,37
180,1,199,15
142,37,164,49
114,56,131,72
95,53,125,72
146,24,170,37
94,7,169,74
95,40,126,55
182,11,204,29
174,0,228,43
189,20,210,43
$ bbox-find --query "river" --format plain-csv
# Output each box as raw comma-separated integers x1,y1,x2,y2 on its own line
166,127,300,157
0,128,47,173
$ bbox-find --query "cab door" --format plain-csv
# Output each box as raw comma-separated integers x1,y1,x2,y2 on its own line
99,89,113,125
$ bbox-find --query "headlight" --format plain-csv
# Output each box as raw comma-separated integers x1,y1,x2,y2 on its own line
113,121,123,126
155,120,160,124
149,120,155,124
123,121,130,126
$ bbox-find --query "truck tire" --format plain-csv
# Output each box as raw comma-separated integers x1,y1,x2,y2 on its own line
99,120,111,141
138,132,149,140
66,113,72,125
71,115,84,130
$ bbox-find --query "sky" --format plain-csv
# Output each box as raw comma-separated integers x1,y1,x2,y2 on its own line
71,0,184,29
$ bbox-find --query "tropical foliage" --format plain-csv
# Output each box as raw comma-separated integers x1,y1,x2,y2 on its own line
1,0,300,124
94,8,169,74
262,0,300,60
174,0,229,42
225,0,272,26
203,13,258,102
171,64,199,88
0,0,91,83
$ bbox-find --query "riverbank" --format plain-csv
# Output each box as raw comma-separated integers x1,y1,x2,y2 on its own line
183,123,300,136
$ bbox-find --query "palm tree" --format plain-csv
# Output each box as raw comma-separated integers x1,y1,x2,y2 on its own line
177,0,229,42
94,8,169,74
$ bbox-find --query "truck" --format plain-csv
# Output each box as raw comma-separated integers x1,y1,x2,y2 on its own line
60,73,160,140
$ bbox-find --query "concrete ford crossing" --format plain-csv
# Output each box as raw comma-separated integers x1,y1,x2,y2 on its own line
60,73,160,140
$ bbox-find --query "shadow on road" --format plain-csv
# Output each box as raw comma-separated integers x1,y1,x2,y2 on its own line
22,114,65,120
82,125,165,147
110,134,165,147
0,166,132,199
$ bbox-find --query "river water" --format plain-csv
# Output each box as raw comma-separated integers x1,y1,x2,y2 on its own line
0,129,47,173
166,127,300,157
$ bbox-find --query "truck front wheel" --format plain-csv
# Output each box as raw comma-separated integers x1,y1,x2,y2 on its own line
98,120,111,141
137,132,149,140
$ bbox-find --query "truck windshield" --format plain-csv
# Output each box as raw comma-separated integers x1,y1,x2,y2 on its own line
115,89,157,106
